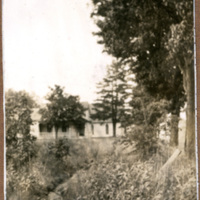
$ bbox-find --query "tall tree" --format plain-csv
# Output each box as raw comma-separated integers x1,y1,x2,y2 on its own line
39,85,86,139
91,0,193,154
5,89,36,167
92,62,126,137
165,1,194,156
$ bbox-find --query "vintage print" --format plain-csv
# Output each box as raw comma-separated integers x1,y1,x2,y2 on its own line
4,0,197,199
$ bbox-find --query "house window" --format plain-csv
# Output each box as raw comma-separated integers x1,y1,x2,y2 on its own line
47,124,52,133
39,124,52,132
39,124,47,132
106,124,109,134
79,124,85,136
62,125,68,132
91,124,94,135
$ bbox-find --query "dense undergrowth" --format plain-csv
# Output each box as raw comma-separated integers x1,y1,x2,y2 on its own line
6,139,92,200
6,138,197,200
58,149,196,200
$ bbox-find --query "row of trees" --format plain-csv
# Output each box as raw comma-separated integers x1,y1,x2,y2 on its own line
90,0,194,156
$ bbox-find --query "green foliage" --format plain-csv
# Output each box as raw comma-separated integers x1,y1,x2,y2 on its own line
91,0,191,150
5,90,40,199
59,154,196,200
6,162,48,200
125,125,158,159
36,139,71,188
91,0,185,102
166,1,193,67
5,89,37,167
48,138,70,160
6,139,95,199
40,85,86,138
93,0,195,153
92,62,127,136
121,86,170,158
153,157,196,200
80,159,155,200
126,86,169,125
6,138,196,200
6,139,71,199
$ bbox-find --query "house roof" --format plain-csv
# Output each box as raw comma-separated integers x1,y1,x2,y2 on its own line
31,102,112,123
31,108,41,121
87,103,112,123
81,101,89,109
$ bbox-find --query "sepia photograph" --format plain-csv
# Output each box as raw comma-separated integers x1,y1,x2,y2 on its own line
3,0,197,199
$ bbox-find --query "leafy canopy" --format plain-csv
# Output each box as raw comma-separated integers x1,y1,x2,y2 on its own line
91,0,186,113
40,85,86,130
5,89,37,167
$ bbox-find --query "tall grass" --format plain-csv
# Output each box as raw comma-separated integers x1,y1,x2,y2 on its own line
6,138,107,199
58,153,196,200
6,138,197,200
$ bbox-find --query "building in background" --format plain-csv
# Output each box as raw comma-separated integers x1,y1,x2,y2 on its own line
30,102,124,140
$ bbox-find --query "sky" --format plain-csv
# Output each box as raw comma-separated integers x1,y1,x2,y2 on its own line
3,0,113,103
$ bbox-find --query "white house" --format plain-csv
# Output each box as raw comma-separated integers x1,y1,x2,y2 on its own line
30,102,124,140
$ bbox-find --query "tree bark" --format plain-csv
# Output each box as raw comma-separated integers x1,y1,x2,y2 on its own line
184,65,195,158
113,121,116,137
55,126,58,140
170,114,179,147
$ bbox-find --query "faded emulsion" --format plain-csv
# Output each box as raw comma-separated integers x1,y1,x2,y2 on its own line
3,0,197,199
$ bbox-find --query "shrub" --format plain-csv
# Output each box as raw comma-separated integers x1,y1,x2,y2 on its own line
7,138,197,200
122,88,169,160
58,154,196,200
6,139,71,199
124,124,158,159
154,157,196,200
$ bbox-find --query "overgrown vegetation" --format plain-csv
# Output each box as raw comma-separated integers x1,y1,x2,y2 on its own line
50,146,196,200
91,0,194,156
6,138,93,199
6,87,196,200
6,136,196,200
6,0,196,198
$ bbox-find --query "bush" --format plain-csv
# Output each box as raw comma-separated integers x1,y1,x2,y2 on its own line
6,139,71,199
153,156,197,200
7,138,197,200
58,154,196,200
6,138,94,199
122,91,169,160
124,125,159,159
63,157,155,200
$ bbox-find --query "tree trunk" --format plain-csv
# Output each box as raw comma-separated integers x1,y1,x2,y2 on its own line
184,65,195,158
113,121,116,137
170,114,179,147
124,126,127,134
55,127,58,140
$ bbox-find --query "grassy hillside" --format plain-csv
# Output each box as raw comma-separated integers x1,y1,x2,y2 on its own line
7,138,196,200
